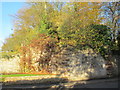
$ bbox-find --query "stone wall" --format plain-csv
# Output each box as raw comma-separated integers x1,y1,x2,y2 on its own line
106,54,120,77
0,56,20,73
0,47,119,80
50,48,107,81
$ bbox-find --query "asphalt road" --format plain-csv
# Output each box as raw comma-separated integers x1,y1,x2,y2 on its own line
72,78,119,88
1,78,119,89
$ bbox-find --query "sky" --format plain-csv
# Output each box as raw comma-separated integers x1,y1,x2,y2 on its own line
0,2,26,49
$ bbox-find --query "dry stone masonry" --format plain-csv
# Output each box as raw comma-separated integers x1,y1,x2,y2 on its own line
50,48,107,81
0,47,119,81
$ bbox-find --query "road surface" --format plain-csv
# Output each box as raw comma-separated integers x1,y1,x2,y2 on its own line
1,78,119,89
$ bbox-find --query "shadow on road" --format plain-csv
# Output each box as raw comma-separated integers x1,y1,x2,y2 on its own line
2,77,68,89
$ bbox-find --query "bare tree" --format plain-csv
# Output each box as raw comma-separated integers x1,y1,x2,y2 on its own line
103,2,120,43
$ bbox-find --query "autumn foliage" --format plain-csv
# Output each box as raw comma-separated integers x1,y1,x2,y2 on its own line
19,34,57,72
1,2,120,73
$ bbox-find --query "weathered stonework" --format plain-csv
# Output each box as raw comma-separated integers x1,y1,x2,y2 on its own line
0,56,20,73
0,47,119,80
50,48,107,81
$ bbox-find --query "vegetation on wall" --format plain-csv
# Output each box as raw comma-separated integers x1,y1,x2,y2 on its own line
1,2,120,72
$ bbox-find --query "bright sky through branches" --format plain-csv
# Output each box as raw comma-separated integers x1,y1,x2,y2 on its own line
0,2,26,50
